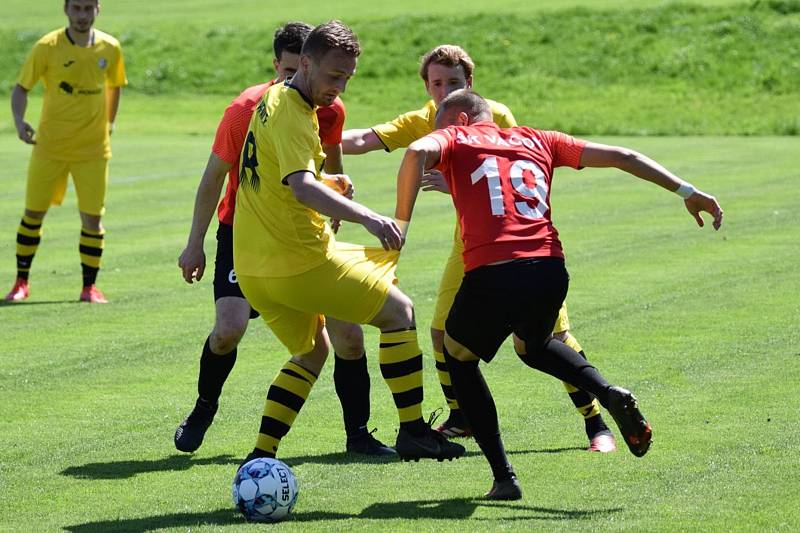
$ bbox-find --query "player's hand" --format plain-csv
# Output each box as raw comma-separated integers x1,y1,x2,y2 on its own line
15,120,35,144
684,190,723,230
421,170,450,194
363,214,403,251
178,244,206,283
321,173,354,197
322,174,354,234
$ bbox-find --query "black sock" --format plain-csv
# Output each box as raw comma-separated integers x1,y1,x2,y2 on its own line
444,347,514,481
333,353,371,437
197,337,237,405
518,338,611,406
585,415,611,439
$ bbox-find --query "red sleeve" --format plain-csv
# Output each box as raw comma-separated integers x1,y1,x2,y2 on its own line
211,102,252,165
537,129,586,169
317,98,346,145
428,128,454,175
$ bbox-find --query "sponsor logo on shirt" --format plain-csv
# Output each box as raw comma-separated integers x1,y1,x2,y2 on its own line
63,60,75,68
58,81,101,96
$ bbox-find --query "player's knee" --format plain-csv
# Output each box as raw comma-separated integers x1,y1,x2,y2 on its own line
328,322,364,358
515,334,551,361
443,335,478,363
210,322,247,354
371,288,415,331
430,327,445,352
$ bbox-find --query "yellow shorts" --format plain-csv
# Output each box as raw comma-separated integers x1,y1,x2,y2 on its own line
239,242,399,356
25,153,108,216
431,221,571,333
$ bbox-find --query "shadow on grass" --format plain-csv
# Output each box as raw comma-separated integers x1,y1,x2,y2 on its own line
61,445,583,480
509,446,586,455
60,454,238,479
0,299,79,307
65,499,622,531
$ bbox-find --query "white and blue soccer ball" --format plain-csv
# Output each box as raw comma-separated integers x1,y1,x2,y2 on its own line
232,457,299,522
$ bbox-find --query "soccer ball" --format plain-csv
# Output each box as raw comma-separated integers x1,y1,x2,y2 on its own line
232,457,299,522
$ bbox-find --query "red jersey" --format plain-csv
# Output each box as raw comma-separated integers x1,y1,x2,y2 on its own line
211,80,346,225
430,121,585,272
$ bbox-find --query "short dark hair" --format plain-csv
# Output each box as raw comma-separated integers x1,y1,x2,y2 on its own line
273,21,313,60
65,0,98,6
301,20,361,62
437,89,492,122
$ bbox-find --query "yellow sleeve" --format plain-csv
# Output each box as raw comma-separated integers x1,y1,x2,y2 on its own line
270,110,320,181
107,43,128,87
490,100,517,128
372,107,432,152
16,41,47,90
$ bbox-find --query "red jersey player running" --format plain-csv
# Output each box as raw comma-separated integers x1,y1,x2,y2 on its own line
175,22,394,457
395,90,723,500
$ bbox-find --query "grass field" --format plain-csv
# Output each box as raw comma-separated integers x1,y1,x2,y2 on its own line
2,0,800,531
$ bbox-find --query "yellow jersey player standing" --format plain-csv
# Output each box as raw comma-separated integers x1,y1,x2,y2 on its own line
234,21,464,467
5,0,127,304
342,45,617,452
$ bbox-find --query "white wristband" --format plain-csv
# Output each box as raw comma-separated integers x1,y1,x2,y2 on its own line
675,182,696,199
395,219,410,238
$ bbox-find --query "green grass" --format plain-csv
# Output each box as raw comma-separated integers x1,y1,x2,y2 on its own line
1,123,799,530
2,0,800,531
2,1,799,134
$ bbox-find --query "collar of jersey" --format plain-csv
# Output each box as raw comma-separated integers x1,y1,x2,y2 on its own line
64,27,96,47
284,79,315,110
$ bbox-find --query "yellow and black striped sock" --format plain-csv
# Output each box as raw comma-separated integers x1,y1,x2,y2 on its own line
15,215,43,280
255,360,318,457
433,348,460,410
79,227,104,287
379,329,424,431
559,333,608,437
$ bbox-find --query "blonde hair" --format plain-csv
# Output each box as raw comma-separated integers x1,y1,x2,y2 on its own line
419,44,475,82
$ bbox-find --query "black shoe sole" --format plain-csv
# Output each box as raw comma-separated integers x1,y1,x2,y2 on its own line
607,388,652,457
398,455,461,462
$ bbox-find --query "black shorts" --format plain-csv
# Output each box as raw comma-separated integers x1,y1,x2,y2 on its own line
214,223,259,319
444,257,568,362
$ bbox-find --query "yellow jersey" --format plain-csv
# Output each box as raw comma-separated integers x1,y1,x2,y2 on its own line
17,28,127,161
372,98,516,152
234,82,334,278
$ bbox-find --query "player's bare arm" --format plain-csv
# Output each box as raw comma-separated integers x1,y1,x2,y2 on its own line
287,170,402,250
341,128,383,154
106,86,122,135
178,153,232,283
11,84,35,145
395,136,442,226
322,142,349,233
580,142,724,230
322,143,344,174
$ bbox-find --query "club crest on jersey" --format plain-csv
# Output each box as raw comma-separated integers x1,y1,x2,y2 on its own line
98,58,107,69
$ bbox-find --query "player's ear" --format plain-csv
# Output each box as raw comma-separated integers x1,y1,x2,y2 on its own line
457,111,469,126
299,54,312,74
273,57,280,72
465,76,473,89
